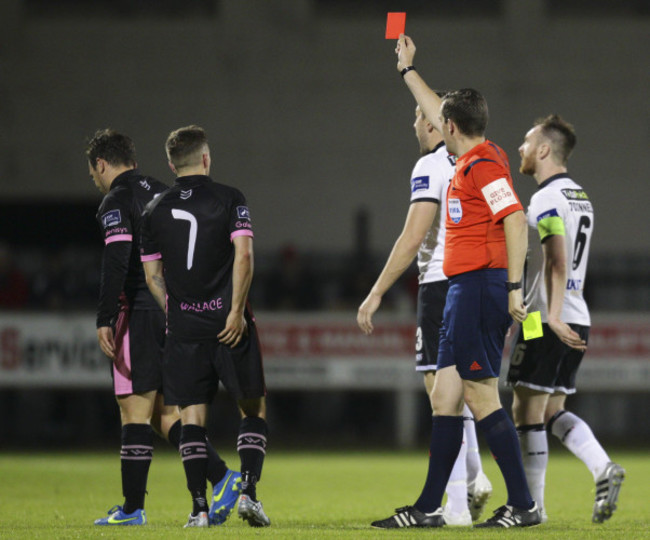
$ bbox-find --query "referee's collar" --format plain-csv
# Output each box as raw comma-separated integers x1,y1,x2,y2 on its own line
538,172,571,190
110,168,140,190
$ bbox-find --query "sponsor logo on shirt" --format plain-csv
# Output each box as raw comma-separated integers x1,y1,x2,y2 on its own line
567,279,582,291
411,176,430,193
448,198,462,223
561,188,589,201
101,209,121,228
139,179,151,190
105,227,128,237
237,206,251,220
536,208,559,222
481,178,517,215
180,190,192,200
235,221,252,229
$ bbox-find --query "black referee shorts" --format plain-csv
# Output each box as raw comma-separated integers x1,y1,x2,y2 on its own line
507,322,589,395
162,322,266,407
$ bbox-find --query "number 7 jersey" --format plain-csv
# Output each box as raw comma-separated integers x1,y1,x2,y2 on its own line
140,174,254,341
525,174,593,325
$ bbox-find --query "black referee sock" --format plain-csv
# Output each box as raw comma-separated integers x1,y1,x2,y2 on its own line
237,416,268,500
168,419,228,487
121,423,153,514
477,409,534,510
414,415,463,513
179,424,209,515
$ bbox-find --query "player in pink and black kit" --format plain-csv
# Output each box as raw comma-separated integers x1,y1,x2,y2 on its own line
141,125,269,528
390,35,542,528
88,130,237,527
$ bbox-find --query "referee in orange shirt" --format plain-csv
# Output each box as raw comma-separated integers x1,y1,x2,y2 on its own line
389,34,542,529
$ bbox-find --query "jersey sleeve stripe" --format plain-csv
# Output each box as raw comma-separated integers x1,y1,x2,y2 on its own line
105,234,133,245
410,197,440,205
462,158,496,176
487,142,507,164
140,252,162,262
231,230,254,241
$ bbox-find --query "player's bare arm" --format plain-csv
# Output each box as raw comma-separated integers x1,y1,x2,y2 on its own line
357,201,437,335
503,210,528,323
218,235,253,348
96,240,131,359
142,259,167,312
396,34,443,133
96,326,116,359
543,234,587,351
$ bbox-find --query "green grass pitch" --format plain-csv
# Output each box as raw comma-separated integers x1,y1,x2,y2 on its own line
0,448,648,539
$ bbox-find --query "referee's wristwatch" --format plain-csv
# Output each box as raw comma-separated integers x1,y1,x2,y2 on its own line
506,281,522,292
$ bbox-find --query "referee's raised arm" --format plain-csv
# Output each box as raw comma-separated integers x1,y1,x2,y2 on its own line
396,34,444,134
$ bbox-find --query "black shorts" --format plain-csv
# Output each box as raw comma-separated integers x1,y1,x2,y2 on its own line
112,308,165,396
507,323,590,394
162,322,266,407
415,280,449,372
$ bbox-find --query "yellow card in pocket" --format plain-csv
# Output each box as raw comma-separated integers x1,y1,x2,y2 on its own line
522,310,543,340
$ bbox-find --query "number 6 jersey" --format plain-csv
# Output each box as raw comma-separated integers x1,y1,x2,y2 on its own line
140,175,254,341
524,174,593,326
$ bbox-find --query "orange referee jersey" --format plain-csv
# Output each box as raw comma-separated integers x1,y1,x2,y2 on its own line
443,140,523,277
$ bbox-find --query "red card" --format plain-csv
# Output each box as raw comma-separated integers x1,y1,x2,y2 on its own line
385,12,406,39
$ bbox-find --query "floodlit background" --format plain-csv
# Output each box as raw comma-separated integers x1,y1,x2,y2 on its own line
0,0,649,449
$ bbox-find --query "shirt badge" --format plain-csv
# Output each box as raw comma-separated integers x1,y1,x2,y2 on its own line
481,178,517,215
101,209,121,228
448,198,462,224
411,176,430,193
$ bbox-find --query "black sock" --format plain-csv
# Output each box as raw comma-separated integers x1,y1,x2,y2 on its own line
206,437,229,486
167,419,182,449
237,416,268,500
477,409,534,510
179,424,209,515
168,419,228,487
121,423,153,514
414,415,463,513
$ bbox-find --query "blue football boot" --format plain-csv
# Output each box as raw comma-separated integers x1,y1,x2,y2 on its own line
209,470,242,525
94,505,146,526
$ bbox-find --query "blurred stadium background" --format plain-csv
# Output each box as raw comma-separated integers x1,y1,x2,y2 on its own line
0,0,649,453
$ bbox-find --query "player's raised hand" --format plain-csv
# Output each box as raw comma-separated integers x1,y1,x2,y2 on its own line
218,310,247,348
97,326,116,360
357,292,382,335
548,318,587,351
508,289,528,323
396,34,416,72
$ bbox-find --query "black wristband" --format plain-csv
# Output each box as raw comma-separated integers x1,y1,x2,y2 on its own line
506,281,522,292
400,65,416,78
